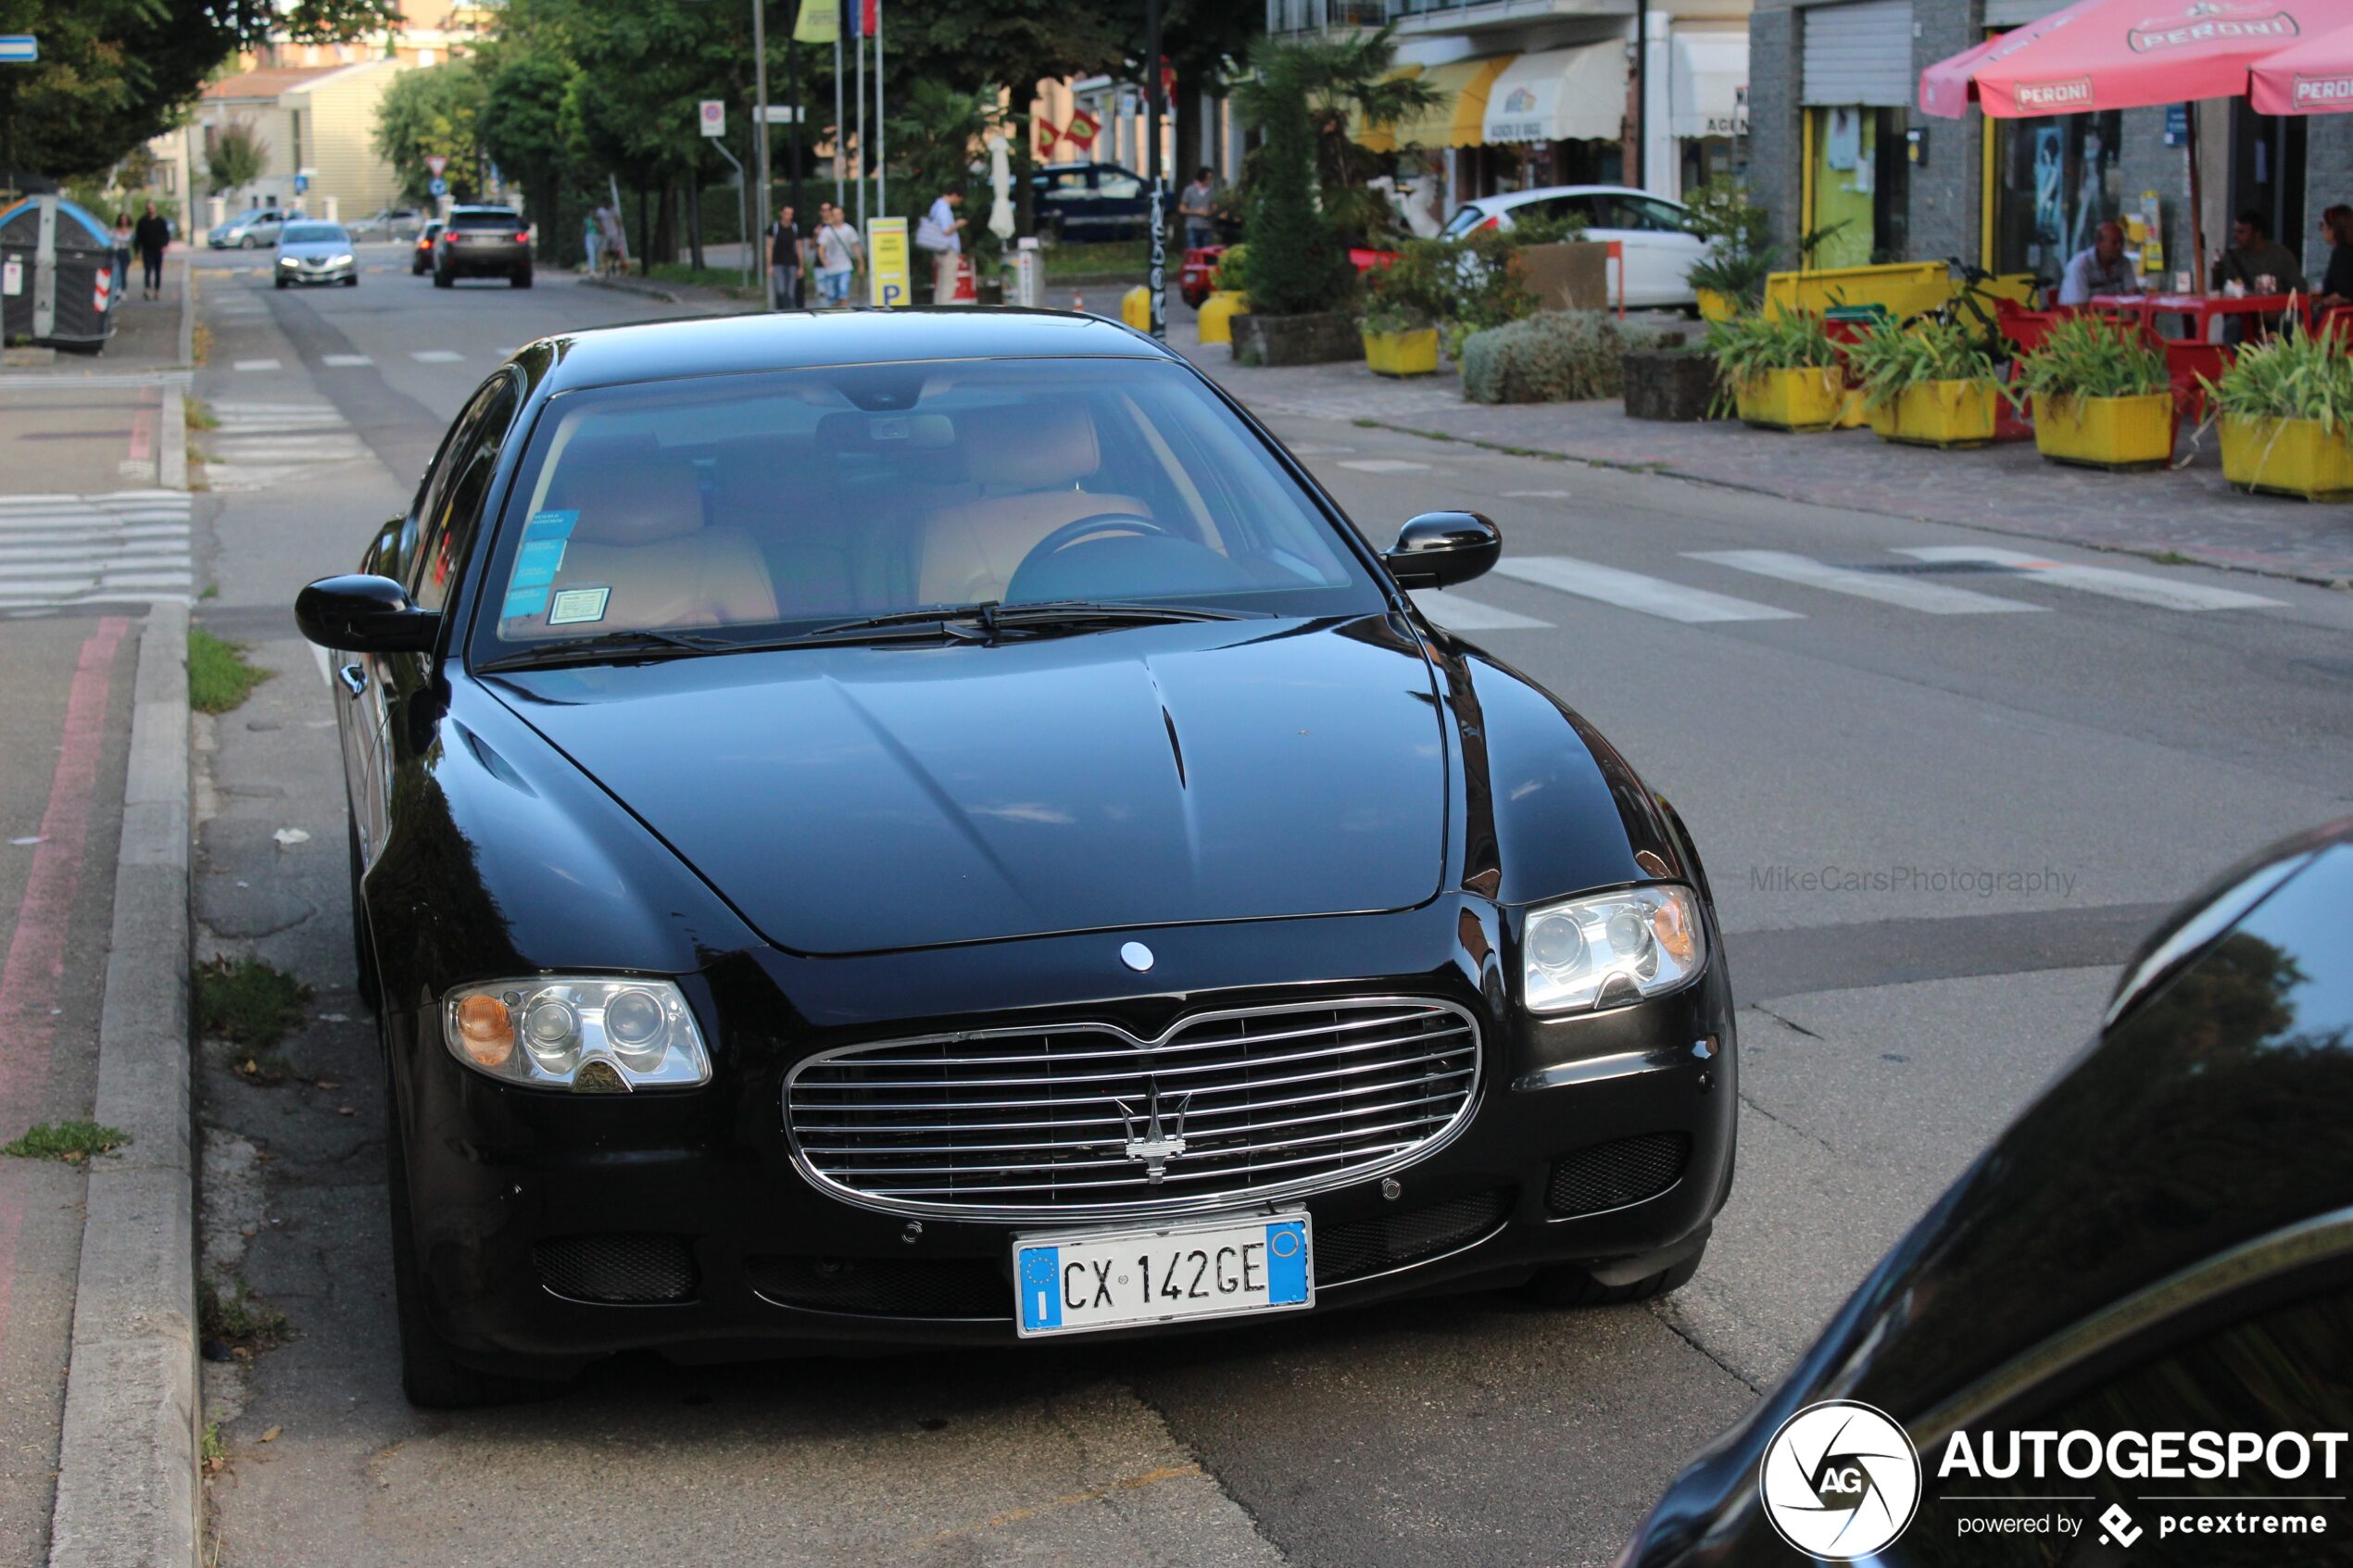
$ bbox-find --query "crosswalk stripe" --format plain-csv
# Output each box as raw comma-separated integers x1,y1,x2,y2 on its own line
0,491,193,607
321,354,373,367
233,358,282,371
1336,458,1431,473
1894,546,2284,610
1409,589,1553,631
1491,556,1804,624
1686,550,2046,615
410,349,463,363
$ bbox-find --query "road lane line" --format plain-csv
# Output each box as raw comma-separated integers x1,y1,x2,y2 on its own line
321,354,372,368
1335,458,1431,473
1409,590,1553,631
1686,550,2045,615
1894,546,2285,610
1492,555,1804,623
231,358,281,372
409,350,463,363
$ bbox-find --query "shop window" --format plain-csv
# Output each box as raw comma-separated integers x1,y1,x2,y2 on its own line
1993,109,2122,287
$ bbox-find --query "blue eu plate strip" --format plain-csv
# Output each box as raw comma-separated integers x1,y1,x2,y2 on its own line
1018,1246,1063,1332
1265,1221,1309,1304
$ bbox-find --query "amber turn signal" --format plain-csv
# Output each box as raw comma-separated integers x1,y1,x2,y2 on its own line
1650,897,1699,968
454,993,513,1066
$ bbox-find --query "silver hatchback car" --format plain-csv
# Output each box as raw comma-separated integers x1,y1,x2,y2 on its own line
274,221,359,289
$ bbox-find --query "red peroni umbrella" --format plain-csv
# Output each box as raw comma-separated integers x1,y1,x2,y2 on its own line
2250,19,2353,112
1919,0,2350,293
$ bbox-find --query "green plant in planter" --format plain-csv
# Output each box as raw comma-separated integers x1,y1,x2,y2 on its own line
2009,317,2168,411
1209,243,1248,293
1461,311,1624,404
1705,309,1838,384
1505,207,1589,247
2202,329,2353,432
1232,43,1353,316
1840,316,1997,410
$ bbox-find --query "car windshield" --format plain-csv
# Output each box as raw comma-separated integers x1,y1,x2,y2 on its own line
1440,206,1487,238
473,358,1380,657
282,224,344,245
451,211,520,231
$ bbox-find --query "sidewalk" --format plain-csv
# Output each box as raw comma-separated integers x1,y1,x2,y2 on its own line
0,254,191,495
1185,339,2353,589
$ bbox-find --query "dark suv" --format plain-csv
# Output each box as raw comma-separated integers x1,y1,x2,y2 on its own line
1029,162,1153,242
433,207,533,289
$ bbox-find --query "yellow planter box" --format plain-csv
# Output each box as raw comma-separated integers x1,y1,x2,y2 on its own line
1121,285,1151,331
1837,385,1869,429
1696,288,1737,323
1363,327,1440,378
1196,289,1249,346
1763,261,1952,323
1864,379,1999,449
2032,392,2175,470
1733,367,1844,432
2221,414,2353,501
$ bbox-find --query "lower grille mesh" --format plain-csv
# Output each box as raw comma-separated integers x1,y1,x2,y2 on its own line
1546,1134,1690,1217
532,1234,698,1304
1315,1188,1512,1285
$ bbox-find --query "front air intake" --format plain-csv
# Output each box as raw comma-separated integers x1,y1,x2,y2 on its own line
1545,1134,1690,1218
532,1234,698,1304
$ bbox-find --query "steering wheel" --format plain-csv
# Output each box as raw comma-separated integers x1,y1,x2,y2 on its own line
1013,514,1172,576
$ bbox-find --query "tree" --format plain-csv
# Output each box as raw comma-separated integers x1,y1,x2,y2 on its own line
374,63,489,204
205,119,270,195
1232,27,1439,248
478,50,581,259
1231,42,1348,318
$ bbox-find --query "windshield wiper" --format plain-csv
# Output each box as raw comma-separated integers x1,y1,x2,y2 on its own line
806,599,1254,644
476,627,736,672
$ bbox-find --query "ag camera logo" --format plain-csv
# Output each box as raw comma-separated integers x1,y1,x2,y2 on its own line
1760,1400,1922,1561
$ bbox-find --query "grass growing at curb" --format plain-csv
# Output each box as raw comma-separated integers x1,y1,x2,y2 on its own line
184,395,220,432
645,262,761,299
1,1120,131,1162
200,1275,294,1350
188,626,270,714
195,956,311,1047
200,1423,226,1474
191,321,211,366
1045,240,1147,280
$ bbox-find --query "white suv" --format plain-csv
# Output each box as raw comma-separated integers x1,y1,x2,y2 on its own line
1441,185,1705,308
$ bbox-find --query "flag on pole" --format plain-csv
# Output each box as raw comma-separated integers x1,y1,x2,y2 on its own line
1063,108,1101,149
844,0,875,37
793,0,836,44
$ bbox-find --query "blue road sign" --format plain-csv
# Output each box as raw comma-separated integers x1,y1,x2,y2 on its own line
428,177,448,197
293,172,309,194
0,36,37,63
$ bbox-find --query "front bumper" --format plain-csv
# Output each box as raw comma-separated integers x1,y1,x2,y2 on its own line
390,897,1737,1374
279,262,354,284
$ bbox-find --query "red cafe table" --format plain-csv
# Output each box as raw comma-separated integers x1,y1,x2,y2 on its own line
2087,292,2314,422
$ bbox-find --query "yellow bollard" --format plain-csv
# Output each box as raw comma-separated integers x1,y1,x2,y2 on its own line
1121,285,1151,331
1196,290,1250,346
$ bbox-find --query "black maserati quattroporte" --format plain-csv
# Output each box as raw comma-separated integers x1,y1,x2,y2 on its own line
296,308,1736,1406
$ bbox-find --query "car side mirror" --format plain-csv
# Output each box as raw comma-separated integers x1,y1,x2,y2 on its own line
296,574,440,654
1381,511,1502,590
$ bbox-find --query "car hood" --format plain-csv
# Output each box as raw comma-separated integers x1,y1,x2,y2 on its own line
280,242,346,260
490,615,1452,956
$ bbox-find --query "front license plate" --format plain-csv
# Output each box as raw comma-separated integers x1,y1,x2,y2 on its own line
1013,1212,1313,1337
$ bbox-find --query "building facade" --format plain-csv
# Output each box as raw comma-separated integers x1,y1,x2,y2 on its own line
1749,0,2353,286
198,59,409,226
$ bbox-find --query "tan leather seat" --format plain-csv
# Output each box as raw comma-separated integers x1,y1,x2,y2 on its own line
912,404,1148,605
543,459,779,631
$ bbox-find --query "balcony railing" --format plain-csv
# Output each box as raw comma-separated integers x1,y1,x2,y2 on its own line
1265,0,1390,34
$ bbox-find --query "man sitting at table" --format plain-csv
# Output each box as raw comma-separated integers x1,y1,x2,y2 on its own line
2313,205,2353,314
2214,209,2306,295
2057,220,2140,306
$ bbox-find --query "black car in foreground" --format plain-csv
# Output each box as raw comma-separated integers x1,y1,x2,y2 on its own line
433,205,531,288
1617,818,2353,1567
296,308,1735,1406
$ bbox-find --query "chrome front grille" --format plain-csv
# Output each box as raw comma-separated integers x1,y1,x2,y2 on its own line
786,997,1481,1218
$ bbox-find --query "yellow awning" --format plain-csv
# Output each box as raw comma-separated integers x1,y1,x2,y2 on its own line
1353,56,1513,153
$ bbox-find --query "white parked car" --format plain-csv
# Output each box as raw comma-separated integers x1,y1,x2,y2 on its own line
1441,185,1705,309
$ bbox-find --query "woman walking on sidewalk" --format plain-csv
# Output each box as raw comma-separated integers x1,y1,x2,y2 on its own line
109,212,133,303
132,203,171,301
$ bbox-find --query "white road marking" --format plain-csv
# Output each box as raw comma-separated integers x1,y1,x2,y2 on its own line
409,349,464,363
1894,546,2284,610
232,358,282,371
1285,444,1356,456
310,642,333,689
1408,590,1553,631
202,402,371,492
1335,458,1432,473
321,354,373,367
0,493,194,607
1686,550,2045,615
1503,489,1574,499
1492,556,1804,623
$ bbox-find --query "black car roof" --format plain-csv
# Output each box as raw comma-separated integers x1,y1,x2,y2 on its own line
532,307,1178,393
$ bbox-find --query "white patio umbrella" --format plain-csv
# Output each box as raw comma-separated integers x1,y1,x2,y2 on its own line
986,133,1016,242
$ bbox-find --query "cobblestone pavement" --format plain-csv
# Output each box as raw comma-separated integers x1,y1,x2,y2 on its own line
1187,345,2353,589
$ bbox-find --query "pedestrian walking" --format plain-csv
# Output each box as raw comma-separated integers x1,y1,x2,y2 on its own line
132,202,171,301
109,211,133,303
767,202,804,310
813,202,862,307
596,204,630,277
1178,166,1218,252
917,186,965,304
584,211,601,275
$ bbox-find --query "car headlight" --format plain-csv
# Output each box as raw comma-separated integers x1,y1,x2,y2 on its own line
327,253,353,267
1520,885,1706,1014
441,976,711,1092
277,255,297,266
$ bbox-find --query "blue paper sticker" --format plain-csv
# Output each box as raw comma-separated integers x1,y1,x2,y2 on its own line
511,536,566,589
523,508,577,542
501,584,549,619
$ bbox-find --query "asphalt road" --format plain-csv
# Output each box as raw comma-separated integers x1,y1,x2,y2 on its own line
182,245,2353,1568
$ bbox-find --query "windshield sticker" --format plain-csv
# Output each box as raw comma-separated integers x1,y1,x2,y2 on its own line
501,584,549,620
510,536,567,589
522,508,577,543
548,586,610,625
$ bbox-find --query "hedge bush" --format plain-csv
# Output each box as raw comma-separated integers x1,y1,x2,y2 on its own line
1461,311,1626,404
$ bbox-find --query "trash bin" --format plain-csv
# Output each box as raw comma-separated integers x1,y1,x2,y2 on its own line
0,196,120,350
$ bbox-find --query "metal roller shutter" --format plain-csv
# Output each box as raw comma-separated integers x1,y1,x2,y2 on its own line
1801,0,1915,107
1983,0,2070,25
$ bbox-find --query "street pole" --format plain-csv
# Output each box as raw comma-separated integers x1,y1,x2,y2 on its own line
752,0,771,306
1145,0,1165,340
788,33,803,219
833,26,844,210
854,5,865,232
875,0,885,219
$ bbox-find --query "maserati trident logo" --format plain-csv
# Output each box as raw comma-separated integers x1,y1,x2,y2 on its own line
1115,1082,1191,1183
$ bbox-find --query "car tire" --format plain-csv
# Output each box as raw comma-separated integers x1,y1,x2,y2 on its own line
346,818,381,1014
274,276,288,289
345,275,359,287
1525,1248,1704,1308
433,268,453,289
241,234,258,249
384,1073,567,1409
511,268,532,289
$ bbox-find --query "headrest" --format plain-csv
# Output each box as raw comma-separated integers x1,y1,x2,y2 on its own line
961,403,1100,491
566,461,704,546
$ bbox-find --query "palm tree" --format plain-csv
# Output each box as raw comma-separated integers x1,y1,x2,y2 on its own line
1231,27,1441,246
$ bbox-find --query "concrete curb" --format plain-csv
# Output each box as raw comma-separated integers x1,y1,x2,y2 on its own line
176,256,195,370
577,273,686,305
160,390,186,492
47,601,196,1568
